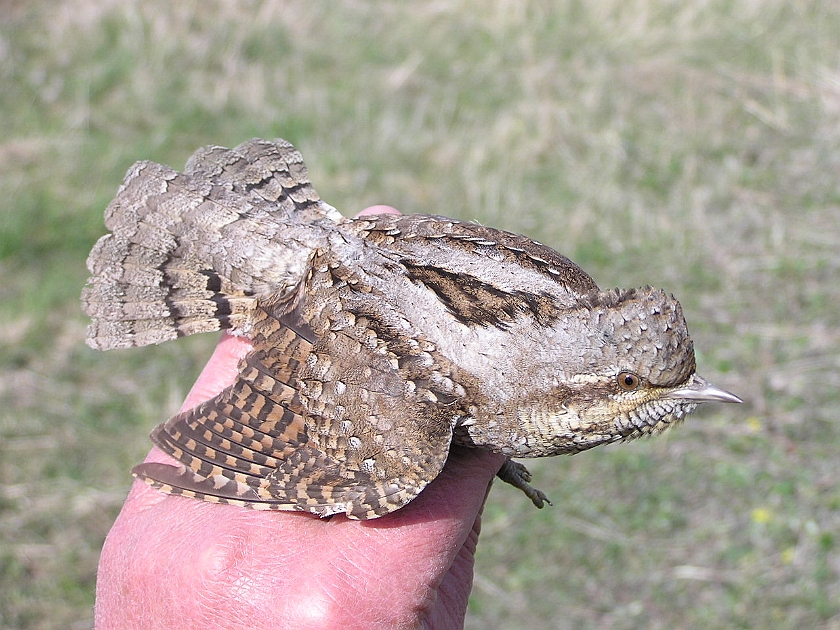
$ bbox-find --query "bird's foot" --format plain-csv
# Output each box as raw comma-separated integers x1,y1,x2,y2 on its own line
496,458,553,509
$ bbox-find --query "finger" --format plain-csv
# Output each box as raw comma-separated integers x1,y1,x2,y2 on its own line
356,205,400,216
179,332,252,411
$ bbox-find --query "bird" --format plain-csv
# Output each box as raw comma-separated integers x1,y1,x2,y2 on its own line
81,138,742,520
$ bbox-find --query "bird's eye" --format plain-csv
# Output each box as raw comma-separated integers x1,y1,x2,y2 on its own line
617,371,640,391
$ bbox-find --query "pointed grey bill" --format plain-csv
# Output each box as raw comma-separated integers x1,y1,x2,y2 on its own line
665,374,743,404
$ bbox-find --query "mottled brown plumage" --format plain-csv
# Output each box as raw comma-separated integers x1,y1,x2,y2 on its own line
81,138,741,519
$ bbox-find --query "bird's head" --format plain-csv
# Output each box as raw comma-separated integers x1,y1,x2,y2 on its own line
522,287,741,455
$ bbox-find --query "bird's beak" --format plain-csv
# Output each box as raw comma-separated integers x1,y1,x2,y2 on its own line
665,374,743,404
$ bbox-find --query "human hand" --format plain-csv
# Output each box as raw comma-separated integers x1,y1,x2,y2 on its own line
94,206,506,630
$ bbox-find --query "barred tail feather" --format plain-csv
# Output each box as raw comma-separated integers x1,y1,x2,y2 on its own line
82,233,255,350
82,138,340,351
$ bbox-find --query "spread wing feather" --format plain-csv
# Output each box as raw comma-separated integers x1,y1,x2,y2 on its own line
133,258,463,519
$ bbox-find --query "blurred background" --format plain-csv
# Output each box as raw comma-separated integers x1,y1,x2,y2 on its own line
1,1,839,628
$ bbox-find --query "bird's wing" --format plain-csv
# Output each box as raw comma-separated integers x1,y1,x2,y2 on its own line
133,254,463,519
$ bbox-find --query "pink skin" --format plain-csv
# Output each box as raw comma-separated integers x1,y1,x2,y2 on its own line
95,206,506,630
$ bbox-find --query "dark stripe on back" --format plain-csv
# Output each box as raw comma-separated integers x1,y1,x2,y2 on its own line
403,262,562,329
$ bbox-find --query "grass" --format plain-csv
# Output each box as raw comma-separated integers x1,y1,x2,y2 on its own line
2,1,839,627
